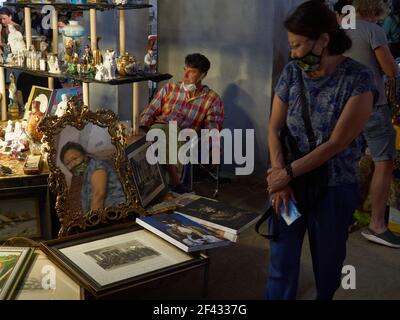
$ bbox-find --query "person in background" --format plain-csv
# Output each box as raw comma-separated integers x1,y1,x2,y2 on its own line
140,53,224,194
60,142,126,212
344,0,400,248
383,0,400,58
0,7,22,52
266,1,375,299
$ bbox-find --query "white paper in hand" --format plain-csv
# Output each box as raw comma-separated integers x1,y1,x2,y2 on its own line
280,199,301,226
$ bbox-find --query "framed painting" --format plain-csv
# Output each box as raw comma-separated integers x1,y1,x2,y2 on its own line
40,223,209,298
0,186,51,242
24,86,54,119
0,246,34,300
38,96,141,237
126,136,168,208
46,86,83,117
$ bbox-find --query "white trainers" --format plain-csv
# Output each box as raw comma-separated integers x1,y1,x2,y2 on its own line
361,228,400,248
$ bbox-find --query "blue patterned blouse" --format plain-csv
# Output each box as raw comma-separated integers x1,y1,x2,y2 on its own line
274,58,376,186
81,158,126,212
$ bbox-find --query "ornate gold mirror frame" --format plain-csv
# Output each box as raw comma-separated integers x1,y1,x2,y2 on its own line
38,97,144,237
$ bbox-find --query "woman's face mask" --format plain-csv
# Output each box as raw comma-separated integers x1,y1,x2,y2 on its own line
71,161,88,176
295,42,322,72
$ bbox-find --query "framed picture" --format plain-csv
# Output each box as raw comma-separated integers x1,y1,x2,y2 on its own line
126,136,168,208
40,223,209,298
0,247,34,300
0,186,52,241
38,97,140,236
24,86,54,119
46,86,83,117
15,249,82,300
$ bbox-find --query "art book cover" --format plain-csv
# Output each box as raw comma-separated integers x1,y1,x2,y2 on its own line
136,213,231,252
175,198,261,235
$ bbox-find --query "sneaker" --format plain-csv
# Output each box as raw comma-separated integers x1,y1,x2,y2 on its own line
361,228,400,248
171,183,192,194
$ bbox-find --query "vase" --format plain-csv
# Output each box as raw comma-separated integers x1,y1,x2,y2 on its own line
62,21,85,39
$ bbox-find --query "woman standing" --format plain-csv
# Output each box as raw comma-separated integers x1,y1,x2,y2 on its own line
266,1,375,299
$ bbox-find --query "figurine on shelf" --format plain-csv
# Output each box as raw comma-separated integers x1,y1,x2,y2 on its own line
103,49,117,80
95,64,107,81
8,72,19,119
55,93,70,118
26,100,45,144
82,44,93,66
144,35,157,74
47,53,61,74
7,24,26,54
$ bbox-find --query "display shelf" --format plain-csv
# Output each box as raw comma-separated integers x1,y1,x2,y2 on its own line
0,64,172,85
5,2,151,12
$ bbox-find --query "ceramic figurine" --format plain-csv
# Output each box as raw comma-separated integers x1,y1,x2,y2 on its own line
55,93,70,117
8,72,19,119
95,64,107,81
7,24,26,54
103,49,117,80
26,100,45,143
144,35,157,73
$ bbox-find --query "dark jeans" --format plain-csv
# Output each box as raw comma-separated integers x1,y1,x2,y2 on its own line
265,184,359,300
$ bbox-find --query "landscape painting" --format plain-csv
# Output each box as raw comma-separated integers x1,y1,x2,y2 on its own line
0,198,41,241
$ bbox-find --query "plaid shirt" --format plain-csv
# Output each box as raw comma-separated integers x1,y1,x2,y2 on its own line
140,82,224,131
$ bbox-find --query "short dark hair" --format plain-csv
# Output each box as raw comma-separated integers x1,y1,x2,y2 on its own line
284,1,352,55
0,7,12,17
185,53,211,74
60,142,87,164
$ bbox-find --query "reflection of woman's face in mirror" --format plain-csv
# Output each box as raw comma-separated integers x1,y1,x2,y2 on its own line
63,149,87,175
60,142,89,176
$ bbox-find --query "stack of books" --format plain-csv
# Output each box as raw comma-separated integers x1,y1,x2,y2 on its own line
136,197,261,252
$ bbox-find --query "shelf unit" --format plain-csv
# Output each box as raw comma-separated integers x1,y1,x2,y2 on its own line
2,2,171,134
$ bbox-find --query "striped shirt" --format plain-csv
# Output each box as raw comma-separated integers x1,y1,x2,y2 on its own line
140,82,224,131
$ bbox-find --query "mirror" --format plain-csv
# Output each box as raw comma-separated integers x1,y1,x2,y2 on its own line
39,97,142,237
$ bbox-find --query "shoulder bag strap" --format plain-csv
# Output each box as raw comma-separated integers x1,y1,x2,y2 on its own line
298,75,317,151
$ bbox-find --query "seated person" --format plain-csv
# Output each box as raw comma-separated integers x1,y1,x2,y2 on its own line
140,53,224,193
60,142,126,212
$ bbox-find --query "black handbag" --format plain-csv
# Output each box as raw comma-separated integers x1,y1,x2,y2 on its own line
280,77,329,213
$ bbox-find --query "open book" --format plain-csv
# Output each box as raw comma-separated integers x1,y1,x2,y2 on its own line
136,213,231,252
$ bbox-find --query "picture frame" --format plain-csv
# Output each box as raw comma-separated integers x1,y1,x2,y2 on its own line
126,136,168,208
46,86,83,117
0,246,34,300
40,223,209,299
15,248,82,300
23,86,54,119
38,96,142,237
0,186,52,242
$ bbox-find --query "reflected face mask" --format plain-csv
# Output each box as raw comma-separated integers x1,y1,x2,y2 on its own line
71,161,88,176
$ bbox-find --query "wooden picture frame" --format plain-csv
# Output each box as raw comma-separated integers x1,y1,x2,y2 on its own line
0,246,34,300
40,223,209,299
38,96,143,237
24,86,54,119
0,186,51,241
126,136,168,208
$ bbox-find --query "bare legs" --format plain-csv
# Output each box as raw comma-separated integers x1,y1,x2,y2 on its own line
368,160,394,234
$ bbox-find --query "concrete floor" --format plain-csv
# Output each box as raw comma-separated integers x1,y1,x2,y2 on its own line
192,174,400,300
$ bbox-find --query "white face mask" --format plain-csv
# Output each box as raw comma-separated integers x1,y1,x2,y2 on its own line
182,83,197,92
